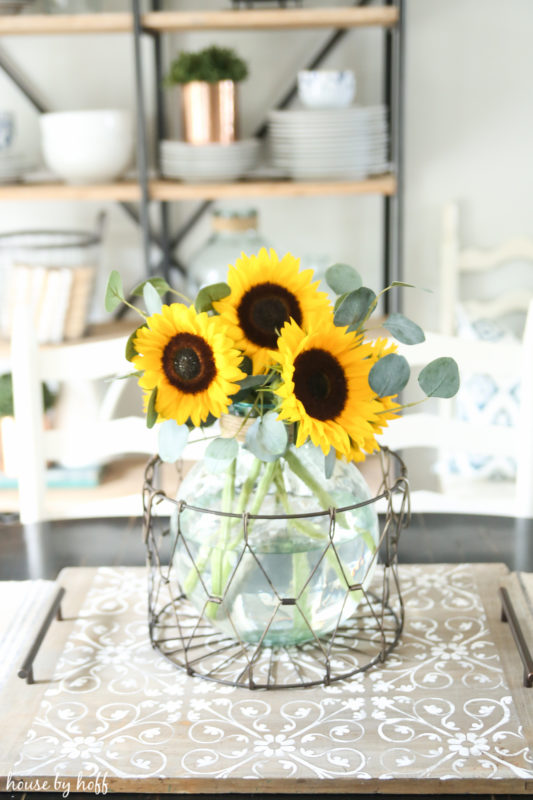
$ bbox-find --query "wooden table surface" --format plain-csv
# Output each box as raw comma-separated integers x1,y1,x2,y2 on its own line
1,563,532,796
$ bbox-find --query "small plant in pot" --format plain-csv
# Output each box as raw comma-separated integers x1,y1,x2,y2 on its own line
164,45,249,145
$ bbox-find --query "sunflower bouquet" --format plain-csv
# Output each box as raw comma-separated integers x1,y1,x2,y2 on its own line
106,250,458,645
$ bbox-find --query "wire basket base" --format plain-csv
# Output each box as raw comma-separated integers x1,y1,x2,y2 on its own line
149,568,403,690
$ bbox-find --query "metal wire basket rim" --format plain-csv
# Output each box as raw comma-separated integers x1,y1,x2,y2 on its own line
0,229,101,249
149,448,407,521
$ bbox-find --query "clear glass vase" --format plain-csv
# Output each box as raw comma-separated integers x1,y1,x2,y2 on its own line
172,438,380,647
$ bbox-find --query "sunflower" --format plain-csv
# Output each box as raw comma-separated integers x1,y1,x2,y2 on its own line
131,303,245,426
213,248,331,375
275,319,385,458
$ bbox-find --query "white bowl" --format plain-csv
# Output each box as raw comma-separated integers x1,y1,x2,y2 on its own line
297,70,356,109
40,110,133,184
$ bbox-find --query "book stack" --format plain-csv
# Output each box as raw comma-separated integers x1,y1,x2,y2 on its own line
4,262,95,344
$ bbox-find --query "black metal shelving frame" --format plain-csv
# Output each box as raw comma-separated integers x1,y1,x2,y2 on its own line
0,0,404,310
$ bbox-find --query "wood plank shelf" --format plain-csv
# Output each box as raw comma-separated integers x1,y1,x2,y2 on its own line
0,175,396,202
0,12,132,36
143,6,399,33
0,181,141,203
151,175,396,200
0,181,141,201
0,7,398,36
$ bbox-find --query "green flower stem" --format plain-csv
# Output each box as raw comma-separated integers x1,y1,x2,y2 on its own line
249,460,277,516
206,457,236,620
284,449,349,529
284,449,371,594
284,449,337,512
236,457,262,514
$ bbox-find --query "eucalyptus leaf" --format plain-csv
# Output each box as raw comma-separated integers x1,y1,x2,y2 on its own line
158,419,189,463
132,277,172,297
205,436,238,463
143,282,163,315
384,313,425,345
231,375,267,404
324,448,336,480
195,282,231,313
104,270,124,312
334,287,376,328
388,281,417,289
245,412,288,462
369,353,410,397
418,357,460,398
146,387,158,429
334,292,348,312
325,263,362,295
125,324,146,361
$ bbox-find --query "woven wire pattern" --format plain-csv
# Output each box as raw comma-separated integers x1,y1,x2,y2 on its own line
143,448,409,690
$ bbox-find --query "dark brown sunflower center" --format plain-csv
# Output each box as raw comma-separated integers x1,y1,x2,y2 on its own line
173,347,201,381
162,333,216,394
237,282,302,348
293,348,348,421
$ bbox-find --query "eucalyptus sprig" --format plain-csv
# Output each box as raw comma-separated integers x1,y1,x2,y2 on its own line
325,263,460,404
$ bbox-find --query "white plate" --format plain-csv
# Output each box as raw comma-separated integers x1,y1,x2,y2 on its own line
268,106,386,120
160,138,259,153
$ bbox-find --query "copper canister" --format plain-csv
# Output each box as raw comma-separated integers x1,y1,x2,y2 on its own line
181,80,238,145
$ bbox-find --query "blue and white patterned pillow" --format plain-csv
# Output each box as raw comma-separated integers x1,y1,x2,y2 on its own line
445,309,520,481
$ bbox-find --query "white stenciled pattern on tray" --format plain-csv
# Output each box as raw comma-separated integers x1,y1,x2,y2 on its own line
14,564,533,782
183,696,368,778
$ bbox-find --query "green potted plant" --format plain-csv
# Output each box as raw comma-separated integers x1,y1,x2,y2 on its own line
164,45,249,145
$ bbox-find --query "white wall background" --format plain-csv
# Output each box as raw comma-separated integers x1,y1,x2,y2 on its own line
1,0,532,324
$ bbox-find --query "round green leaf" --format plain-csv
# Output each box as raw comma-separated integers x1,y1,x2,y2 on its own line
245,412,288,462
195,282,231,313
158,420,189,463
104,270,124,312
143,282,163,316
132,277,172,297
384,313,425,345
325,263,362,296
418,357,460,398
334,287,376,328
369,353,410,397
231,374,267,404
205,436,238,463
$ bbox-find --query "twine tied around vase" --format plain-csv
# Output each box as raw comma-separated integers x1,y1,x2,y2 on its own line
220,410,295,444
220,412,255,442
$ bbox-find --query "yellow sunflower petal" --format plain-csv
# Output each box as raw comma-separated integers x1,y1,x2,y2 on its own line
213,248,332,374
132,302,245,426
274,317,395,460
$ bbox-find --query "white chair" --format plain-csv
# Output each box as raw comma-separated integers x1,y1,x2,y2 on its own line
378,308,533,517
378,202,533,518
8,312,160,525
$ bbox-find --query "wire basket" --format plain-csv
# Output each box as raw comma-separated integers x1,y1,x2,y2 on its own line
143,448,409,690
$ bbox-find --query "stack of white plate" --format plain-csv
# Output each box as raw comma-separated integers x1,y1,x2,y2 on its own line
160,139,261,183
0,152,29,183
268,106,389,180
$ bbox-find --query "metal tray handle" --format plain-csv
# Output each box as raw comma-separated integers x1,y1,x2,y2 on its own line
500,586,533,688
18,586,65,684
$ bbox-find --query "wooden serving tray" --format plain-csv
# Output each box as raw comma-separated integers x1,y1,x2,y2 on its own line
1,563,532,794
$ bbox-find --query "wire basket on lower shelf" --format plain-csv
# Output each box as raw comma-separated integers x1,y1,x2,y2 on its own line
143,447,409,690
